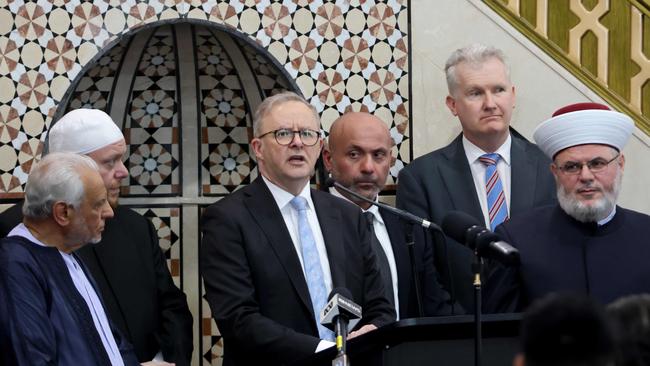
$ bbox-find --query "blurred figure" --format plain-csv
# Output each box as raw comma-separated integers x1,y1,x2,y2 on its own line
607,294,650,366
513,293,615,366
323,111,455,317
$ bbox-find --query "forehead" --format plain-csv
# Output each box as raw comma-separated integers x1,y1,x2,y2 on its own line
81,168,106,200
263,101,319,130
88,139,127,162
455,57,509,86
336,120,391,150
554,144,617,161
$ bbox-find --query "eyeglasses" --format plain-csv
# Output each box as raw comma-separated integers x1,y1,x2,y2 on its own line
258,128,321,146
555,153,620,175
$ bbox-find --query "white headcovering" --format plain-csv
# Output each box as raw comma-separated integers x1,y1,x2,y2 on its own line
48,109,124,155
533,102,634,159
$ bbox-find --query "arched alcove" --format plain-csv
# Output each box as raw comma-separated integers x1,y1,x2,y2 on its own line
55,19,301,364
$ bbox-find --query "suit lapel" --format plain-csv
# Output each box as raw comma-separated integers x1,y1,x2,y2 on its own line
311,190,346,289
379,207,411,315
439,135,484,221
244,178,313,313
510,134,538,215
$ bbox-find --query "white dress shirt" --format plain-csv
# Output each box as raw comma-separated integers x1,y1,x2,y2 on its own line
329,187,400,319
463,134,512,229
262,177,335,351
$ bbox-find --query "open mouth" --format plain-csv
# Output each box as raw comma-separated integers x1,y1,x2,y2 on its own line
288,155,306,163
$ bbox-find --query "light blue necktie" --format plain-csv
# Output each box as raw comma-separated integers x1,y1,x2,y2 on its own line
479,153,509,230
290,196,335,341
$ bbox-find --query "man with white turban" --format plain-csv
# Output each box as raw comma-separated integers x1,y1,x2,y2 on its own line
484,102,650,312
0,109,193,365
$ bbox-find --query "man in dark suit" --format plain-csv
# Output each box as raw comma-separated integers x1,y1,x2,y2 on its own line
200,92,394,366
396,44,556,312
0,109,193,365
323,111,456,317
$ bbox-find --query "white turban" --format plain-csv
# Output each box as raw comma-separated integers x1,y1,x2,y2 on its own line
533,102,634,159
48,109,124,155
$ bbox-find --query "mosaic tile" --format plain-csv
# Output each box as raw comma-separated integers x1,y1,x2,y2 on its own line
130,205,182,288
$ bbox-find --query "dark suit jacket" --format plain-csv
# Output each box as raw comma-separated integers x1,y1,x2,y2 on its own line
200,177,395,366
0,204,193,365
379,207,457,317
396,130,556,311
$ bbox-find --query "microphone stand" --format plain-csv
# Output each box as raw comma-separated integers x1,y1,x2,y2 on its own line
332,318,349,366
472,253,483,366
405,223,423,317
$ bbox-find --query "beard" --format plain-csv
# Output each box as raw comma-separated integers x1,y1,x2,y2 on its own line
557,171,622,223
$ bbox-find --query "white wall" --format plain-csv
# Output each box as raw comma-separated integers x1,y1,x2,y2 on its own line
409,0,650,214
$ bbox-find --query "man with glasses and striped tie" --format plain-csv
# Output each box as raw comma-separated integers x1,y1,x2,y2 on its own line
200,91,394,366
484,102,650,313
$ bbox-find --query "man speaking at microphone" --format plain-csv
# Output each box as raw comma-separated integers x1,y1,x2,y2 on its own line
323,112,456,317
200,92,394,366
485,103,650,312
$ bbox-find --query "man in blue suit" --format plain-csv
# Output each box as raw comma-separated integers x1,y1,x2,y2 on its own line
323,112,456,317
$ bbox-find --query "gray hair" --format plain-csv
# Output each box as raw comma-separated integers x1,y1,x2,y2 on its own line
252,91,320,136
445,44,510,94
23,152,99,219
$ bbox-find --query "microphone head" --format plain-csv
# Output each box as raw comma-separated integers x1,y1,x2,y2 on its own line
324,177,337,188
441,211,484,245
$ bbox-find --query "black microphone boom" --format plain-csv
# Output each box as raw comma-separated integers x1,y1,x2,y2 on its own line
325,178,442,233
441,211,520,266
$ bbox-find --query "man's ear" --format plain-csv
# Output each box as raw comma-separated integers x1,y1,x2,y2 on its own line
445,95,458,116
322,144,333,172
52,202,72,227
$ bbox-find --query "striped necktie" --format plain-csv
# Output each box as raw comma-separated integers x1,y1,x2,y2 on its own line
478,153,509,230
290,196,335,341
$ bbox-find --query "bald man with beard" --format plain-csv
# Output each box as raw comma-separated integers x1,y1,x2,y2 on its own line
323,112,456,317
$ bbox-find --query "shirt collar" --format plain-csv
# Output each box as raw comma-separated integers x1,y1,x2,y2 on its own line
263,175,313,210
597,206,617,226
462,133,512,166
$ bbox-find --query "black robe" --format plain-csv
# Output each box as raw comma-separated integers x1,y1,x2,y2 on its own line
0,235,139,366
485,205,650,312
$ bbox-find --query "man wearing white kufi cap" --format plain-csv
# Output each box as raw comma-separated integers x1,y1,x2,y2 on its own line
0,109,193,365
485,102,650,313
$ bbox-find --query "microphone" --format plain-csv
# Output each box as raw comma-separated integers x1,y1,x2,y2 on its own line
321,288,362,355
325,177,442,233
441,211,520,266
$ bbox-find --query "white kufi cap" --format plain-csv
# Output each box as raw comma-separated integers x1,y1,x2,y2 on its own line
533,102,634,159
48,109,124,155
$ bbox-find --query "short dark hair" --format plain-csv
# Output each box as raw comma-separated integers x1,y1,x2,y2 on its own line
521,293,615,366
607,294,650,366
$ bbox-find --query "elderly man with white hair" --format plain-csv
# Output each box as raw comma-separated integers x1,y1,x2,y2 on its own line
0,109,192,365
0,152,139,365
485,102,650,313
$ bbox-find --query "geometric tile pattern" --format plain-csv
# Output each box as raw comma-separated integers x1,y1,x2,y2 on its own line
0,0,410,199
198,30,257,195
122,29,180,196
130,205,182,289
